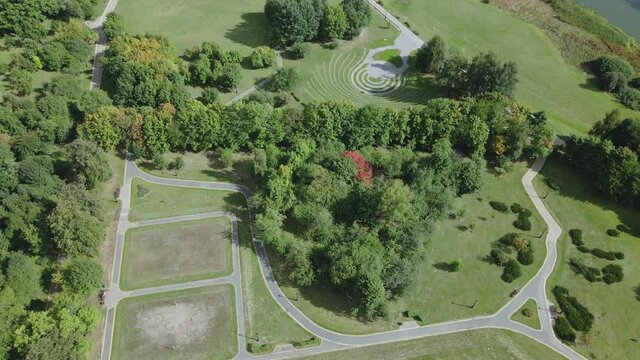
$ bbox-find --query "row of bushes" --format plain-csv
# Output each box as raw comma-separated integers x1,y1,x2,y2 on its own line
489,201,533,231
552,286,594,332
592,55,640,110
570,256,624,284
569,228,625,260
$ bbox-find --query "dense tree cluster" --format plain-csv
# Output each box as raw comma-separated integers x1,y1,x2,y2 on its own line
265,0,370,48
183,41,243,91
552,286,594,332
416,36,518,99
592,55,640,110
565,110,640,208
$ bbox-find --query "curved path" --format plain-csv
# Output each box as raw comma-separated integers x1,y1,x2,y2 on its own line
99,150,585,360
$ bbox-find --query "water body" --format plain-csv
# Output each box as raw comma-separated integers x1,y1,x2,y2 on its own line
575,0,640,40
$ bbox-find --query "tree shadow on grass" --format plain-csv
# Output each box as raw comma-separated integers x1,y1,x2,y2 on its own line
224,13,271,49
433,262,453,272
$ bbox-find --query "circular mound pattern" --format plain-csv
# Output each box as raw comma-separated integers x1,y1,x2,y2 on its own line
302,49,431,107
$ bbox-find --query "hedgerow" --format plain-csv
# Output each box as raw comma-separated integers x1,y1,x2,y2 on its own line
552,286,594,332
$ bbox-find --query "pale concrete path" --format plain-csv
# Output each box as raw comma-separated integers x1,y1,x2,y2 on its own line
87,0,120,90
226,54,284,105
98,160,248,360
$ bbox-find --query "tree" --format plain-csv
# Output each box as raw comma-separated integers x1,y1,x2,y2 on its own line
466,52,518,97
248,46,276,69
172,155,184,176
103,13,126,40
341,0,371,39
617,87,640,110
152,153,166,170
416,35,446,74
200,87,220,105
321,4,346,40
60,258,103,295
48,197,105,257
600,71,629,93
7,69,33,96
218,63,242,91
66,140,112,189
264,0,326,48
174,99,220,151
77,106,125,150
287,42,310,59
593,55,635,78
4,252,42,305
0,0,58,39
435,52,469,97
77,90,112,114
219,148,234,168
270,68,299,91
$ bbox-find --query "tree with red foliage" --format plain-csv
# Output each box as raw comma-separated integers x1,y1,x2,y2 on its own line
342,150,373,186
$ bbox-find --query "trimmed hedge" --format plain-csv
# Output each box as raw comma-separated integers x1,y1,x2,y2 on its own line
490,201,509,212
568,229,583,246
554,316,576,342
552,286,594,332
606,229,620,237
501,259,522,283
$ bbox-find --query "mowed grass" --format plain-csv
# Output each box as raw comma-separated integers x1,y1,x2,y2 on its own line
120,217,233,290
114,0,275,102
533,155,640,359
287,10,440,107
129,178,243,221
136,151,256,188
385,0,640,135
300,328,564,360
111,285,236,360
510,298,541,330
127,174,312,348
373,48,402,67
275,162,547,334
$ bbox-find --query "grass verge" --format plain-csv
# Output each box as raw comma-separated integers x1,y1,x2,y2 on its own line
510,298,541,330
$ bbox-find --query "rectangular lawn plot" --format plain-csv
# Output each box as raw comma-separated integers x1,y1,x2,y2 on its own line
121,217,232,290
112,285,236,360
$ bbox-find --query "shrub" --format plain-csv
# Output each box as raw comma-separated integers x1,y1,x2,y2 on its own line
554,317,576,342
593,55,635,78
450,260,461,272
247,342,275,354
617,87,640,110
606,229,619,237
292,337,320,348
288,42,310,59
136,184,150,198
406,309,426,321
248,46,276,69
490,249,509,266
616,223,631,233
577,245,590,253
600,71,629,93
552,286,594,332
522,308,532,317
602,264,624,284
517,248,534,265
499,233,519,247
568,229,583,246
513,213,532,231
591,248,618,261
152,153,166,170
630,77,640,90
501,259,521,283
614,251,624,260
510,203,532,217
489,201,508,212
219,148,234,168
569,257,601,282
200,87,220,105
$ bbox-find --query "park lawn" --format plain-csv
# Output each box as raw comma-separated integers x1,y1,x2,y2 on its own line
533,155,640,360
128,173,312,349
274,162,547,334
510,298,541,330
373,48,403,67
286,7,440,108
136,151,256,188
301,328,564,360
384,0,640,135
111,285,236,360
114,0,275,103
120,217,232,290
128,178,243,221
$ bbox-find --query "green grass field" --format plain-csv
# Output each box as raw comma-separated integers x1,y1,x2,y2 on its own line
127,176,312,349
510,298,541,330
120,218,232,290
372,48,402,67
136,151,256,188
274,162,547,334
286,10,440,108
111,285,236,360
114,0,275,103
300,328,564,360
129,178,243,221
385,0,640,135
534,155,640,359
